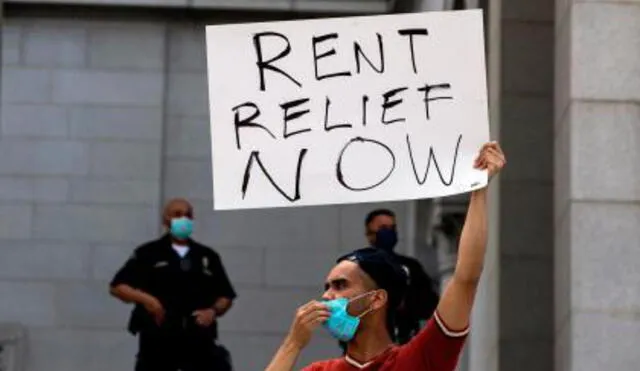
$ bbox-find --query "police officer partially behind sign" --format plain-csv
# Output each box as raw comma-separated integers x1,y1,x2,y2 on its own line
109,198,236,371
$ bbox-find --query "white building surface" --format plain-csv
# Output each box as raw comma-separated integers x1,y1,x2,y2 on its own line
0,0,638,370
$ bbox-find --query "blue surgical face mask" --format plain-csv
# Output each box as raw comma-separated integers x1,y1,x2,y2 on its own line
323,292,375,342
375,227,398,252
170,217,193,240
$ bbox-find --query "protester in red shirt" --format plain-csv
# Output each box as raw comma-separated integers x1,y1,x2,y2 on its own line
265,141,506,371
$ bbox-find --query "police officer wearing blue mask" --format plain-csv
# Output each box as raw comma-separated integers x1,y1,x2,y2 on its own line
109,198,236,371
364,209,440,345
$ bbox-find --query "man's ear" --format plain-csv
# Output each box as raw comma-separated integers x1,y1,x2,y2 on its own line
372,290,388,310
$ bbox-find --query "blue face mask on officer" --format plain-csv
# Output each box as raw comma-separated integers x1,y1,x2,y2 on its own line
322,291,377,342
170,217,193,240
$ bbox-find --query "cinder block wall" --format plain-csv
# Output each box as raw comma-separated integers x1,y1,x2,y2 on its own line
0,12,415,371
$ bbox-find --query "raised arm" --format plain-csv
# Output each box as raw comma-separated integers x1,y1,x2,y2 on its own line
436,142,505,331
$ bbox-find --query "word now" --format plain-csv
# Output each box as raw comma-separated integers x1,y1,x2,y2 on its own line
241,133,463,202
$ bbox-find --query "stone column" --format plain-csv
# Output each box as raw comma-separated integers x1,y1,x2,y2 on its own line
555,1,640,370
498,0,555,369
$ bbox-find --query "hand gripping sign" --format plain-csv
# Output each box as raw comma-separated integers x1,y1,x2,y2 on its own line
205,9,490,210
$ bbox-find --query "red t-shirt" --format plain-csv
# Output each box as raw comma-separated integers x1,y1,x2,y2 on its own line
301,311,468,371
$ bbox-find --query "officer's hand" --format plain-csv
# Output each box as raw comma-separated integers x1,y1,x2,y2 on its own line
143,297,165,325
285,301,330,350
192,309,216,327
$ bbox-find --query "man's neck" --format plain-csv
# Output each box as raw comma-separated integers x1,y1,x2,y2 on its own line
346,327,394,364
368,243,397,255
171,237,189,246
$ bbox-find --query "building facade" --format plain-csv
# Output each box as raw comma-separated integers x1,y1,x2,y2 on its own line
0,0,638,371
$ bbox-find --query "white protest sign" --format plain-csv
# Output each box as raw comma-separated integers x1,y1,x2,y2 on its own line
206,9,490,210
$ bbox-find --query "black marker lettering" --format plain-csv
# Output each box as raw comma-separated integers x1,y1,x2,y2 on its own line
417,83,453,120
324,97,352,132
354,33,385,74
398,28,428,74
232,102,276,150
253,32,302,91
362,95,369,127
281,98,312,139
336,137,395,191
406,133,462,186
241,148,307,202
381,87,408,125
312,33,352,81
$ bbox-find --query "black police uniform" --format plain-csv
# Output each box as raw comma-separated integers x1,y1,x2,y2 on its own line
391,254,439,345
110,234,237,371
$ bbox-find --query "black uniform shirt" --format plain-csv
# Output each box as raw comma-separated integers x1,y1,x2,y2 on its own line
111,234,237,338
391,253,440,344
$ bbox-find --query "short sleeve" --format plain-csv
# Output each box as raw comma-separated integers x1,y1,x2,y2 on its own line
110,251,144,288
210,253,237,300
397,310,468,369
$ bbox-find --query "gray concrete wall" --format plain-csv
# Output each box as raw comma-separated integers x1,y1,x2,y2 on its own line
1,15,169,371
0,11,415,371
498,0,555,370
554,2,640,370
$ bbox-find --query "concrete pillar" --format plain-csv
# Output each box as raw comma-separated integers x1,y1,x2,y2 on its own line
494,0,556,370
554,2,640,370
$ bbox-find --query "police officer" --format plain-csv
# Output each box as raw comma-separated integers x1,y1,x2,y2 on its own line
364,208,440,345
109,198,236,371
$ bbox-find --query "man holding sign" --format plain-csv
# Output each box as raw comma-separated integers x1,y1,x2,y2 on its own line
265,141,505,371
206,9,501,370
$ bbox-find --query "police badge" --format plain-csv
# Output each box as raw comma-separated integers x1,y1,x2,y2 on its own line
203,257,212,276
